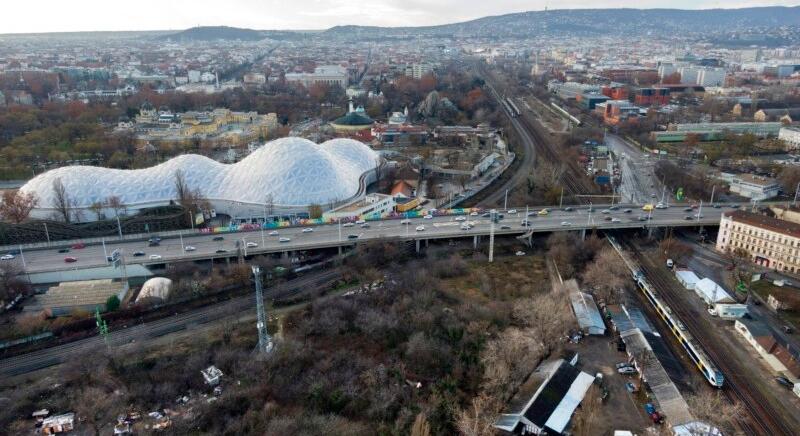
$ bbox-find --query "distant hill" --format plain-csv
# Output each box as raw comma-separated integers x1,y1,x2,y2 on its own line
323,6,800,40
160,26,264,41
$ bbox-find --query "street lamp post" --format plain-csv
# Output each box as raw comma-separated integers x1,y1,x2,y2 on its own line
504,189,508,211
180,233,185,255
116,215,123,239
794,181,800,207
43,223,50,246
709,185,716,205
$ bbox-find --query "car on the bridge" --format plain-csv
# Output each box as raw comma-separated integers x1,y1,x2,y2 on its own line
604,216,613,221
684,216,693,220
423,214,433,219
655,202,667,209
133,251,145,257
460,223,471,230
416,225,425,231
601,209,611,214
455,216,467,221
71,243,86,249
148,241,160,247
470,211,479,216
684,207,693,212
355,219,366,225
268,230,279,236
213,236,224,241
58,248,70,253
611,218,621,223
400,219,411,225
508,209,517,214
623,209,632,213
64,256,77,263
360,223,370,228
302,228,314,233
561,221,571,226
185,246,196,252
563,207,574,212
537,209,549,216
610,205,620,211
0,254,14,260
713,204,721,208
521,220,531,226
482,212,491,218
694,214,704,219
215,249,226,254
729,204,740,209
348,234,359,239
500,225,511,230
149,254,162,261
246,242,258,248
642,204,654,212
279,237,291,243
342,222,354,227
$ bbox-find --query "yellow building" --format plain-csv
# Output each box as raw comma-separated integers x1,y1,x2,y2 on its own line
716,210,800,273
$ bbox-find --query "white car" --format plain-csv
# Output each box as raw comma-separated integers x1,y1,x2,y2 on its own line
611,218,621,223
416,225,425,231
184,246,196,252
355,219,366,225
455,216,466,221
515,251,525,256
423,214,433,219
400,219,411,225
268,230,279,236
460,223,471,230
246,242,258,248
561,221,571,226
0,254,14,260
601,209,611,214
149,254,162,260
508,209,517,214
302,228,314,233
469,211,479,216
279,237,291,243
342,222,354,227
618,366,637,375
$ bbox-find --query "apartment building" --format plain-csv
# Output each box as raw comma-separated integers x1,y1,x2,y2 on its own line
716,210,800,273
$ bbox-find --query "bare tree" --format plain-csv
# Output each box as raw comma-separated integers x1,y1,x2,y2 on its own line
265,193,274,218
106,195,125,217
582,247,630,303
686,390,744,435
51,178,72,223
410,412,431,436
0,190,38,224
174,169,190,206
456,393,500,436
88,200,105,221
571,384,602,436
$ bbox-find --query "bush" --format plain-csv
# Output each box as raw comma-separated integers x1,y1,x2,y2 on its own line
105,294,120,312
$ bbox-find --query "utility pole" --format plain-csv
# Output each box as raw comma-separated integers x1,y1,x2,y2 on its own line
252,266,274,355
489,209,496,263
559,187,564,209
709,185,716,205
504,189,509,211
794,181,800,207
95,307,109,348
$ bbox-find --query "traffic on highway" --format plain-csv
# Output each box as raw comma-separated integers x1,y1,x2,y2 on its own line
2,203,738,274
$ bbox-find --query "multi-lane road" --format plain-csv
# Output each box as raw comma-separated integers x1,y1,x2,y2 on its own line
8,204,734,274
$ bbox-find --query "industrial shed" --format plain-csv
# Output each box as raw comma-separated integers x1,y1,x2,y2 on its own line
569,289,606,335
694,278,735,305
675,270,701,290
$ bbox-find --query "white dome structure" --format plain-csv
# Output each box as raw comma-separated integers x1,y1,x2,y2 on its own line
136,277,173,303
20,137,380,219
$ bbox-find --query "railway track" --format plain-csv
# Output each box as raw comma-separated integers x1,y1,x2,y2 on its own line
0,270,340,378
627,242,794,435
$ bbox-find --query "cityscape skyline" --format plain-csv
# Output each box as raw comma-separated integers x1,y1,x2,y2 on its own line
2,0,798,34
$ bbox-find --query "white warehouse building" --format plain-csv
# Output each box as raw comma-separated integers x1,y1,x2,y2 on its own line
19,137,380,222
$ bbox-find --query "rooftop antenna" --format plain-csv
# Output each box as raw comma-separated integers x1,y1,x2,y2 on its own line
252,266,274,355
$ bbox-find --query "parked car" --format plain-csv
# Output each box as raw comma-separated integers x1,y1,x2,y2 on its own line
775,376,793,389
64,256,78,263
616,362,634,369
625,382,637,393
618,366,637,375
71,243,86,249
185,246,196,252
149,254,162,260
783,325,794,334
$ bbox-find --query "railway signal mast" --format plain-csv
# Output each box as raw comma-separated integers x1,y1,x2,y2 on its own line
252,266,274,355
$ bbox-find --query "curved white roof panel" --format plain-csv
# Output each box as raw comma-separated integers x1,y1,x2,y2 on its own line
20,137,379,208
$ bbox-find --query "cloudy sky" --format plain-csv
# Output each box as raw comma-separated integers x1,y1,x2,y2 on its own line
3,0,797,33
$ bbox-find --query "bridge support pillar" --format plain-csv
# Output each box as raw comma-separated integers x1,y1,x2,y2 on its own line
647,226,654,239
415,239,421,253
338,245,342,255
225,257,231,266
425,239,429,247
580,228,586,241
473,235,479,249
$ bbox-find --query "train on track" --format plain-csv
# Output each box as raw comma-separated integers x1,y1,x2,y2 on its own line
503,97,521,117
607,237,725,387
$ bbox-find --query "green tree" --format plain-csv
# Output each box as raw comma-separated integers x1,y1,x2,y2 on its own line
105,294,120,312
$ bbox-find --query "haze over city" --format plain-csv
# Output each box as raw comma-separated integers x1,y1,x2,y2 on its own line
2,2,800,436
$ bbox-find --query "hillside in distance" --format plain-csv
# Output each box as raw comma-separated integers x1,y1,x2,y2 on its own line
160,26,264,41
324,6,800,40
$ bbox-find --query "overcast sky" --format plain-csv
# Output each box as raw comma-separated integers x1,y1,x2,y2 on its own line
3,0,797,33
